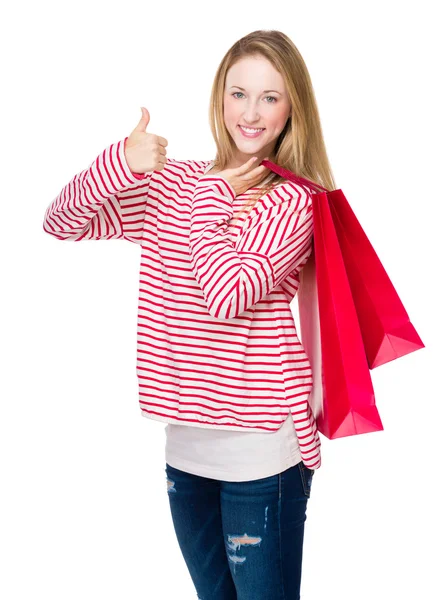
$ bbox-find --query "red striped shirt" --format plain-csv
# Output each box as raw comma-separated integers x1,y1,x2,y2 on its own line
43,136,322,469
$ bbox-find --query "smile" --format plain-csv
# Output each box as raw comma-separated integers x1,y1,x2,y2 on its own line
238,125,265,138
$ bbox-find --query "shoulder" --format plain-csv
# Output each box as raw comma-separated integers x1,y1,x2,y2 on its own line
253,180,312,218
242,182,312,233
270,180,312,208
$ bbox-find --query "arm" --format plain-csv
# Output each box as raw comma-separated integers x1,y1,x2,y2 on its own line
42,136,154,243
189,175,314,319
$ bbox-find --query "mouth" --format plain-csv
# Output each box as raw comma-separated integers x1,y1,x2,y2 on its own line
238,125,266,138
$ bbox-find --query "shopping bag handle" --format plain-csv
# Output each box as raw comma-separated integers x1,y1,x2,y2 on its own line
261,159,330,194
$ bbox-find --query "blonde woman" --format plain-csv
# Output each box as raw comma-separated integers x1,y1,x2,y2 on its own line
43,29,335,600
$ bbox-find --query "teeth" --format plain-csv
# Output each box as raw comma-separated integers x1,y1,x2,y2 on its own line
240,126,264,133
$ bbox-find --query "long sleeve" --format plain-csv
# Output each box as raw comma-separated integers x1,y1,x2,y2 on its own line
42,136,153,243
189,175,314,319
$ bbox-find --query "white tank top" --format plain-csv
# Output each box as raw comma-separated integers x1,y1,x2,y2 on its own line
165,412,302,482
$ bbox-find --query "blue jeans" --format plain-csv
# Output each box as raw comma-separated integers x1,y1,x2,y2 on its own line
165,460,314,600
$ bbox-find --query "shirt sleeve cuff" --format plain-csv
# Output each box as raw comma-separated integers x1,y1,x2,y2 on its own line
196,175,236,199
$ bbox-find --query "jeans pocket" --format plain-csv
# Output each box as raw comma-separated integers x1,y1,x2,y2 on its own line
298,462,314,498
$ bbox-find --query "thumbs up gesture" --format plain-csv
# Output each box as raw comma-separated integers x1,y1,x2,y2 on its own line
125,107,169,174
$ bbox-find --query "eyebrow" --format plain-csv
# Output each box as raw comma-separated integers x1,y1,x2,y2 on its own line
229,85,282,95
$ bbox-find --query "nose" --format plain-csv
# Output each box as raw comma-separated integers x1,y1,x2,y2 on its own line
242,101,262,124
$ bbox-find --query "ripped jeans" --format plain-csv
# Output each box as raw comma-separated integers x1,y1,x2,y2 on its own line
165,460,314,600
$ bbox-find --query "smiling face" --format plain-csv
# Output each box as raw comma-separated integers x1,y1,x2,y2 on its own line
223,54,291,168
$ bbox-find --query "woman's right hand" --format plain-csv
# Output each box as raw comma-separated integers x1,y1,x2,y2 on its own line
125,107,168,173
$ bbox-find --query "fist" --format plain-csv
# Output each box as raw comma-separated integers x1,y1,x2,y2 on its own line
125,107,168,173
217,157,270,197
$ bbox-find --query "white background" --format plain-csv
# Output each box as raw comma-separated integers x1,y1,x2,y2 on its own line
1,0,432,598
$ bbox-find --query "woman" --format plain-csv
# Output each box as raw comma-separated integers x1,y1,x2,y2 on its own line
43,29,336,600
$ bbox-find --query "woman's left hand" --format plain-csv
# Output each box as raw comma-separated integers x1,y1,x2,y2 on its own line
216,157,270,197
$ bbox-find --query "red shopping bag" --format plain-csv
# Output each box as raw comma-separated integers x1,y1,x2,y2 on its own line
297,248,384,439
262,159,425,369
327,191,425,368
260,160,382,438
299,193,383,439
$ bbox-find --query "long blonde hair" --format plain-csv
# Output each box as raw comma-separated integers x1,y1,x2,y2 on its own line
207,30,337,226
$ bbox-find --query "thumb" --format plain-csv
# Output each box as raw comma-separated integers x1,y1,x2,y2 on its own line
136,106,150,133
236,156,258,173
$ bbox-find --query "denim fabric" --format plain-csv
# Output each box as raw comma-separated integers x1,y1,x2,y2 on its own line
165,460,314,600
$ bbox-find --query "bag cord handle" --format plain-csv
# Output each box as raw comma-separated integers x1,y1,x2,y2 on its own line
261,159,330,194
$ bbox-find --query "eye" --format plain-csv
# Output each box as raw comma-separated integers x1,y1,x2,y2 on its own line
231,92,277,103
